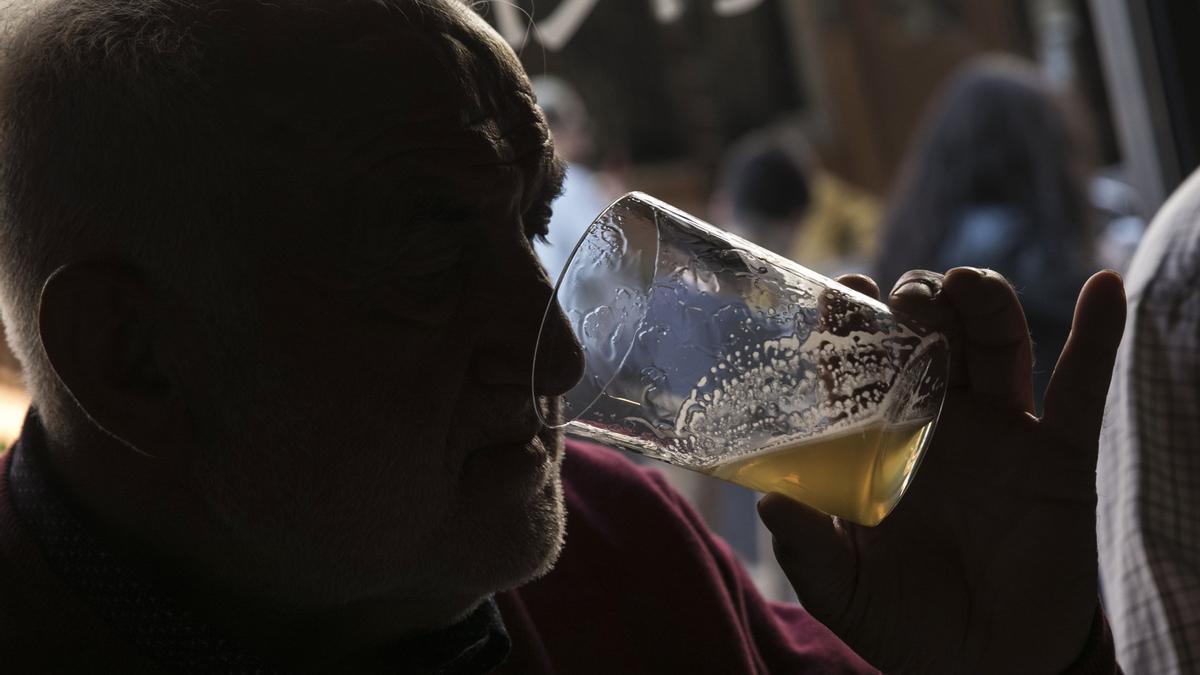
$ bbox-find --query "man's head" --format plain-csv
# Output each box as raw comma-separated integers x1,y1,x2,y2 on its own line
0,0,583,629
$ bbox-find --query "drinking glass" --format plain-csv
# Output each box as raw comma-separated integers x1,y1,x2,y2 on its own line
533,192,948,525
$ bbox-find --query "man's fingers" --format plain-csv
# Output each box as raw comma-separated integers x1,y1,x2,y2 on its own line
836,274,881,302
1042,271,1126,448
758,494,858,634
887,270,972,391
887,270,950,329
940,267,1035,413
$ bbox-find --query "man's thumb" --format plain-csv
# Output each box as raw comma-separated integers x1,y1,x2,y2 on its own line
758,494,859,633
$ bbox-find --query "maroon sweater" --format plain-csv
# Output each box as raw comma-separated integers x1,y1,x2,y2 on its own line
0,436,1117,673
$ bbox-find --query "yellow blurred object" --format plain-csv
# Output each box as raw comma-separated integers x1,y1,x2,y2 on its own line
785,171,881,276
0,383,27,449
0,336,28,449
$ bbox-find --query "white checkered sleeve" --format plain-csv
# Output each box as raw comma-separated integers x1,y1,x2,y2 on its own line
1099,170,1200,675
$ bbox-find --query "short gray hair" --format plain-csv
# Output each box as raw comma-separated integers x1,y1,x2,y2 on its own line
0,0,463,439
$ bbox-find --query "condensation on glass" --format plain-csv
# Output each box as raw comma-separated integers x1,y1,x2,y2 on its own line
534,192,948,525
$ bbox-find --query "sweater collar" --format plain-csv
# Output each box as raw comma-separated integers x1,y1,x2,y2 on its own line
7,410,510,674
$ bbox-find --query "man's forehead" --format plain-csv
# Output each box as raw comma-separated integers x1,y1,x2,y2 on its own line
426,12,544,161
237,0,543,163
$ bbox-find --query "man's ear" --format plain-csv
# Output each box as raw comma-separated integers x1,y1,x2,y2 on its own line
38,261,183,454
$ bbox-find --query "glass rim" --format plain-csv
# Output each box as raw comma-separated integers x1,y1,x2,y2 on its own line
532,191,664,429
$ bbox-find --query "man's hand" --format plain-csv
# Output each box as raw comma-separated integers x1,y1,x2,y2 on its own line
758,267,1125,674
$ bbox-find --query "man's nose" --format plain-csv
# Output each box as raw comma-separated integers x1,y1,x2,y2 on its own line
531,300,586,396
473,264,585,396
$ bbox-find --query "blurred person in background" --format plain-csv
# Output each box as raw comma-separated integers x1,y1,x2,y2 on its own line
711,129,814,255
1098,168,1200,674
712,127,879,276
874,55,1098,409
530,75,621,280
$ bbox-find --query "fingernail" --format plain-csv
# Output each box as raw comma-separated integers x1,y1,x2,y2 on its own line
890,279,935,299
945,266,986,284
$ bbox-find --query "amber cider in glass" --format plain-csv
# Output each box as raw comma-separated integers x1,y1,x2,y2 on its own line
705,418,934,526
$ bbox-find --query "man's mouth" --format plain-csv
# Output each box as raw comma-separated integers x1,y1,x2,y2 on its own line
460,427,555,500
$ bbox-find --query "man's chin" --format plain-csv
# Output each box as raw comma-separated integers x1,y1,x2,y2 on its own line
458,472,567,597
509,476,568,587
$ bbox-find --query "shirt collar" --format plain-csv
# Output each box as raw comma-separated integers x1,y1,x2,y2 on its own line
7,410,510,674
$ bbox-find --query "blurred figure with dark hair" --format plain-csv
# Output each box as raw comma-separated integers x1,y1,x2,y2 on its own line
875,55,1097,406
712,130,813,256
713,127,880,275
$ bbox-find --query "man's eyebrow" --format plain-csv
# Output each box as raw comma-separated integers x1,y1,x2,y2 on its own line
518,153,566,240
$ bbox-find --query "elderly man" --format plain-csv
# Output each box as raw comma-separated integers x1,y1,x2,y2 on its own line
0,1,1125,673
